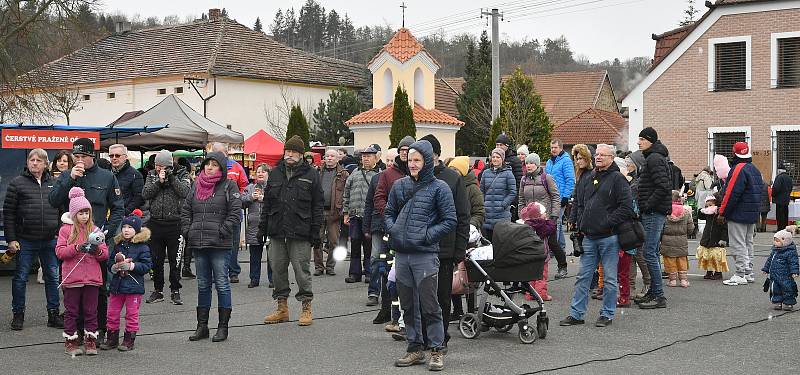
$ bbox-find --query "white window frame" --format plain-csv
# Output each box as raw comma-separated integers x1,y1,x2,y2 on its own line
708,126,751,166
770,125,800,180
771,31,800,88
708,36,752,92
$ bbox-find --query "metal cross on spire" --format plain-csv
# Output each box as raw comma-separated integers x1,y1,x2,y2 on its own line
400,2,407,27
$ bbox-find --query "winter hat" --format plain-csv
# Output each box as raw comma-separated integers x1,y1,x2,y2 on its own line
121,209,143,233
732,141,752,158
614,157,627,171
627,151,645,172
495,133,512,146
713,154,731,180
638,127,658,144
525,153,541,166
154,150,173,167
284,135,305,154
517,145,530,156
520,202,546,222
68,187,92,218
448,156,470,177
705,195,717,204
72,138,95,157
774,229,794,247
491,148,506,163
398,136,416,150
420,134,441,156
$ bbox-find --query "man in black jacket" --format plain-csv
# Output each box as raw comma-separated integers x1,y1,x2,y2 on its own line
560,144,633,328
495,134,523,220
634,127,673,310
772,167,793,231
4,149,63,330
108,144,144,215
260,135,324,326
420,135,470,348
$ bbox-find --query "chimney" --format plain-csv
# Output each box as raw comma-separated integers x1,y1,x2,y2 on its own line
115,21,131,33
209,8,221,20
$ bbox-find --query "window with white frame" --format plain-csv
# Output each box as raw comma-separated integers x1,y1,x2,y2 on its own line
771,32,800,89
708,127,750,167
708,36,751,91
772,126,800,187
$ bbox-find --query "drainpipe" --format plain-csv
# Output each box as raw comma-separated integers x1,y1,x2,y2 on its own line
186,77,217,117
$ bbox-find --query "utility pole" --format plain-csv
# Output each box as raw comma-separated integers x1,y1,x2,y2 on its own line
481,8,502,123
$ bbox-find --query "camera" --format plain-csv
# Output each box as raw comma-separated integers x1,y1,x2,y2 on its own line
570,232,584,257
165,165,174,174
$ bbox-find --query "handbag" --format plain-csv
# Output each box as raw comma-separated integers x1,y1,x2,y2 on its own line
616,216,645,251
452,261,469,295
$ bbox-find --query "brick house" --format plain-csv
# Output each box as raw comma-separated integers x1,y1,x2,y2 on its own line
623,0,800,183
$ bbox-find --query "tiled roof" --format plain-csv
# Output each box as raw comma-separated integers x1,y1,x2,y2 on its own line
32,19,366,88
552,108,627,146
346,102,464,126
434,78,461,118
367,28,439,67
652,24,696,66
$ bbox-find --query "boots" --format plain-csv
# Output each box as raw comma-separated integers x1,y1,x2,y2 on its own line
47,309,64,328
678,271,690,288
264,299,289,324
703,271,714,279
10,312,23,330
189,307,210,341
118,332,137,351
373,306,391,324
100,330,119,350
84,330,98,356
182,264,196,279
97,328,106,347
298,301,313,326
667,273,678,287
64,332,83,356
212,308,232,342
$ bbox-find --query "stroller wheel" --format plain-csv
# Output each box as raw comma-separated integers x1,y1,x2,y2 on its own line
536,317,548,339
518,322,538,344
458,313,481,339
495,323,514,333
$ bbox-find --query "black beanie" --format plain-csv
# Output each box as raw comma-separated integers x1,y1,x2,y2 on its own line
638,127,658,144
420,134,441,156
495,133,511,146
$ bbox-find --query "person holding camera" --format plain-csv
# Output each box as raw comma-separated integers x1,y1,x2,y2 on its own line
561,144,633,328
141,150,191,305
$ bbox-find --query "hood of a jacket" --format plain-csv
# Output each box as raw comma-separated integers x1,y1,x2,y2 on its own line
643,141,669,159
114,227,152,244
201,151,229,182
392,155,410,176
463,171,478,187
525,166,544,179
112,160,132,175
409,140,435,183
61,212,73,224
775,242,797,254
550,150,566,163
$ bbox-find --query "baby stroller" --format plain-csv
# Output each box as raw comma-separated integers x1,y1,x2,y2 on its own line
459,221,549,344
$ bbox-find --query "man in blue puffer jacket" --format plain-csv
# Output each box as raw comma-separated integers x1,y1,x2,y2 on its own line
545,139,575,249
385,140,456,371
720,142,764,286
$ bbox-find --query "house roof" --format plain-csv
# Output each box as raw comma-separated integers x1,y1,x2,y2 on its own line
552,108,627,146
434,71,610,126
32,19,367,89
345,102,464,126
367,28,440,67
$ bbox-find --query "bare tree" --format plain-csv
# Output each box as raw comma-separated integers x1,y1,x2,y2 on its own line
44,85,83,124
262,83,315,142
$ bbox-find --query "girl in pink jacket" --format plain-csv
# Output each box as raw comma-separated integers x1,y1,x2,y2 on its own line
55,187,109,356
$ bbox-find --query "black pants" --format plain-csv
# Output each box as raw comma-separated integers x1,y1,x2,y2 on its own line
436,260,455,344
776,204,789,232
548,234,568,269
149,221,182,292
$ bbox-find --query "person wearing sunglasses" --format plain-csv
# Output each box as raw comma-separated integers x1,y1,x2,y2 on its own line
108,144,144,216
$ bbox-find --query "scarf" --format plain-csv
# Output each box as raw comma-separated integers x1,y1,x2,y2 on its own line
671,202,684,218
195,170,222,201
700,205,718,215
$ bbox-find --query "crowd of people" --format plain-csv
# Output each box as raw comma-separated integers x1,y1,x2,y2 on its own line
3,128,798,371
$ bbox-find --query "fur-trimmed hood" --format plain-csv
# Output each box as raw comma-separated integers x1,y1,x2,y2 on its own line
114,227,151,244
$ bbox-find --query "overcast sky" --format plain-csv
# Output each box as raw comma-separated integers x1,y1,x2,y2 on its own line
99,0,692,63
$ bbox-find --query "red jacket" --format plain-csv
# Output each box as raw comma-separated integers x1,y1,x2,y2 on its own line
55,216,109,288
226,160,249,192
374,164,407,217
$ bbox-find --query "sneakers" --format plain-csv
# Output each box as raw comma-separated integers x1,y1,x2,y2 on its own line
395,351,426,367
722,275,748,286
428,349,445,371
385,321,401,332
345,275,361,283
146,291,164,304
633,293,653,305
392,327,407,341
229,274,239,283
743,274,755,283
784,304,795,311
182,267,196,279
326,269,336,276
171,290,183,305
638,296,667,309
247,281,259,288
313,269,324,276
773,303,783,310
703,271,714,279
559,316,584,326
555,267,568,279
366,295,379,306
595,316,612,327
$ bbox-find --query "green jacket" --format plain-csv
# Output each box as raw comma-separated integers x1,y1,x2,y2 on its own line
463,172,485,229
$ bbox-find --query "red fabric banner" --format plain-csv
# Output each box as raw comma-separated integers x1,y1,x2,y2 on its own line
2,129,100,150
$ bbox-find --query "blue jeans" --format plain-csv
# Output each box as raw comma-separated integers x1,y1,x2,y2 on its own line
557,206,566,250
195,249,232,309
12,239,60,313
395,252,443,352
641,213,667,298
249,244,272,284
227,219,242,276
569,235,620,320
368,234,386,297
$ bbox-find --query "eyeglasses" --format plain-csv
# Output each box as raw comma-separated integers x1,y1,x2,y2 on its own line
596,153,614,158
109,154,125,158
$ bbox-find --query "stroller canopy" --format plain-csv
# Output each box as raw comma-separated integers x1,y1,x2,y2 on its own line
491,222,547,268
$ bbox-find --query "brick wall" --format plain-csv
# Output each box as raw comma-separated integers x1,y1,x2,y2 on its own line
644,8,800,180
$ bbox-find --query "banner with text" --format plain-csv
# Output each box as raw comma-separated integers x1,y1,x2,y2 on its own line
2,129,100,150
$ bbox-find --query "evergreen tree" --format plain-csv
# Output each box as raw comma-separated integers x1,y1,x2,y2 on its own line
496,67,551,158
270,9,285,40
254,17,263,32
312,86,364,146
486,120,504,155
286,105,310,150
679,0,700,26
456,31,493,155
389,86,415,148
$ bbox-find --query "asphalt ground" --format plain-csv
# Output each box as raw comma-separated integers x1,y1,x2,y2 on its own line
1,231,799,374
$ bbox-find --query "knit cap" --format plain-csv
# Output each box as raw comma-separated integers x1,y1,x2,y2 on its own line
284,135,305,154
525,153,541,166
517,145,530,156
448,156,470,177
68,187,92,218
774,229,794,248
420,134,441,156
398,136,416,150
520,202,546,222
491,148,506,163
638,127,658,144
154,150,173,167
121,209,143,233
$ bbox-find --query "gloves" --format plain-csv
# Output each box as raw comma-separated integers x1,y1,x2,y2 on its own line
257,229,267,245
561,197,569,207
310,235,321,248
78,243,93,253
468,225,481,244
718,240,727,247
90,243,101,256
